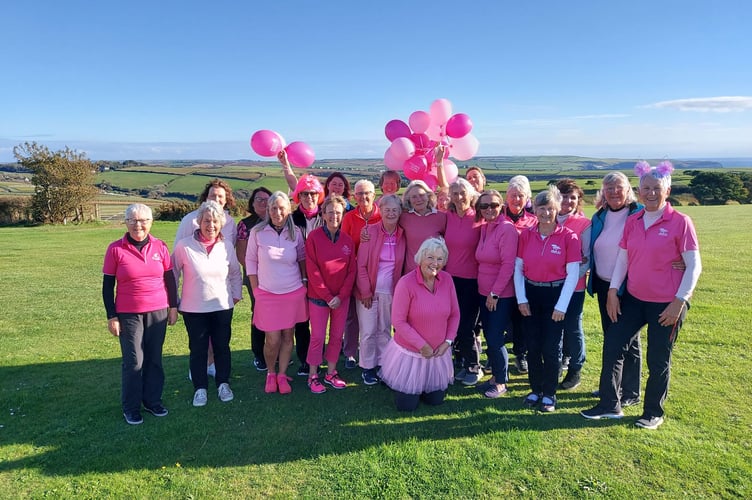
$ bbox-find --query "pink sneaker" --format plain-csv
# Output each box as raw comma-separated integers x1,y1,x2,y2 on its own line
324,371,347,389
265,373,277,393
277,373,292,394
308,376,326,394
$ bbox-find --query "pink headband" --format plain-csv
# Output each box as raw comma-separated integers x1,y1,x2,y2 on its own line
634,160,674,178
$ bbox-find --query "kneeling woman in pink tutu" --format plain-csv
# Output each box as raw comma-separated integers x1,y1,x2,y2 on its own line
379,237,459,411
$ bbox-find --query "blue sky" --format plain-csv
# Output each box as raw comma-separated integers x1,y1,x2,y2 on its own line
2,0,750,162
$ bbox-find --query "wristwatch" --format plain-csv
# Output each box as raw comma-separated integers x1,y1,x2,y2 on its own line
490,292,499,300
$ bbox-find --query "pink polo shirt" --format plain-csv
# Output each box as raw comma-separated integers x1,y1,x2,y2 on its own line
399,210,447,273
501,207,538,233
392,269,459,352
475,218,519,298
246,224,306,294
517,225,581,282
444,210,482,279
102,234,172,313
621,204,699,303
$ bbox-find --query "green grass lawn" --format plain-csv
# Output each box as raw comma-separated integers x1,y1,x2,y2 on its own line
0,206,751,498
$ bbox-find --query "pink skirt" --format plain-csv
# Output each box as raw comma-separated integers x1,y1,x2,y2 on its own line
378,339,454,394
253,286,308,331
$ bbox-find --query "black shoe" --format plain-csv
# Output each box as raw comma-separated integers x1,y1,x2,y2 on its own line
297,363,310,377
580,405,624,420
515,356,528,374
345,357,357,369
123,411,143,425
362,369,380,386
620,397,641,408
560,370,581,390
253,357,268,371
143,404,168,417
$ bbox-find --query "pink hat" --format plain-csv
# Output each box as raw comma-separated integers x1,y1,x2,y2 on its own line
292,174,325,205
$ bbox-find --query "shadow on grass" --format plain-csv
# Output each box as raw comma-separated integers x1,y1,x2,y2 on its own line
0,350,623,476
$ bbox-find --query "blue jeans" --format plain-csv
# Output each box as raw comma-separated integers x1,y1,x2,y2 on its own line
478,294,512,383
562,290,586,371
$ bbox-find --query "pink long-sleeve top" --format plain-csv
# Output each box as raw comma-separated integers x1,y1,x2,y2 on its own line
475,218,519,298
444,209,482,279
305,227,357,303
355,222,407,300
399,210,447,273
392,269,459,352
246,224,305,294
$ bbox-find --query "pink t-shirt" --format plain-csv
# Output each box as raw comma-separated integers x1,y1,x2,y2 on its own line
620,204,699,302
444,210,482,279
392,269,459,352
102,234,172,313
475,218,519,298
246,224,306,294
399,210,447,273
375,230,397,294
517,225,581,282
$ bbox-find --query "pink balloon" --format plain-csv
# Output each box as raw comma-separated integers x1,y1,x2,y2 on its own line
443,159,459,183
449,133,480,161
250,130,286,157
425,123,444,141
285,141,315,168
445,113,473,139
429,98,453,127
403,154,428,180
384,146,403,170
423,173,438,191
385,119,411,142
409,133,431,152
408,111,431,134
390,137,416,162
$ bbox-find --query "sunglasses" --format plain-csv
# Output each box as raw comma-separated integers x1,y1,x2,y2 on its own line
478,202,501,210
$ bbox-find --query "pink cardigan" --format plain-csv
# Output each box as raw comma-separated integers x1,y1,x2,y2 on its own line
355,222,406,300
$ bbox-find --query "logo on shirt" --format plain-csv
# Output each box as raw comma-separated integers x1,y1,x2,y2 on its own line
550,244,562,255
658,228,669,237
151,253,162,261
342,245,352,256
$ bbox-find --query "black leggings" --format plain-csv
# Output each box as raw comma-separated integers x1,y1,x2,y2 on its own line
394,389,446,411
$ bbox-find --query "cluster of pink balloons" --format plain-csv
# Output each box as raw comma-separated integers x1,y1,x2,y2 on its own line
250,129,315,168
383,98,479,189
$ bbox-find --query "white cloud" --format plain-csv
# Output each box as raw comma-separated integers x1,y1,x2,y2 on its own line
647,96,752,113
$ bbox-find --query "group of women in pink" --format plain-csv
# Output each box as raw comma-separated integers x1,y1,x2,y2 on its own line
103,156,701,429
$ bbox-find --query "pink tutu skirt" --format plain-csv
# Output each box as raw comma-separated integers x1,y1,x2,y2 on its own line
378,339,453,395
253,286,308,331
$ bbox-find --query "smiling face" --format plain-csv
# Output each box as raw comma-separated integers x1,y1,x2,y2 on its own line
380,178,399,195
323,202,345,232
466,168,485,192
298,190,319,211
535,202,558,226
125,211,152,242
408,186,429,213
450,184,472,212
207,187,227,208
269,197,290,227
505,187,527,215
354,185,375,213
252,191,270,219
478,193,502,222
639,176,671,212
379,198,401,229
603,180,630,210
199,211,221,241
419,249,446,281
560,191,579,216
327,177,346,196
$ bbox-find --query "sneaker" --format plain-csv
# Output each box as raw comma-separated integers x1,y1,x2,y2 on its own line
621,397,641,408
635,415,664,430
324,371,347,389
218,383,234,402
297,363,310,377
560,356,570,371
515,356,528,374
123,410,143,425
362,369,379,386
523,392,540,408
187,369,192,381
308,376,326,394
540,396,556,413
193,388,208,407
344,357,357,370
484,383,508,399
277,373,292,394
253,357,268,371
560,370,581,390
462,369,484,386
580,405,624,420
143,404,168,417
454,368,468,382
207,363,216,378
265,373,278,394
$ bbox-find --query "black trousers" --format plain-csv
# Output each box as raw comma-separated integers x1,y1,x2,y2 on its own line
184,308,234,390
118,309,168,413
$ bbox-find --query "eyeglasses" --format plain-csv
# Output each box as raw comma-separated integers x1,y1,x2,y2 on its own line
300,192,318,198
126,218,152,225
354,191,374,197
478,203,500,210
254,196,269,203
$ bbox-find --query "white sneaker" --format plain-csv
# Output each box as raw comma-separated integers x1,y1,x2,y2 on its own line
193,388,208,407
207,363,216,378
218,383,234,402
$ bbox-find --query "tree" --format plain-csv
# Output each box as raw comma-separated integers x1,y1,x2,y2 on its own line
688,171,747,205
13,142,98,224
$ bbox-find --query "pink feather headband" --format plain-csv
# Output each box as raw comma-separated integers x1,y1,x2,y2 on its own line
634,160,674,178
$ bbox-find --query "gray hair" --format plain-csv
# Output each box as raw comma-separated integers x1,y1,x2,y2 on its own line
378,193,403,212
414,237,449,266
321,194,347,214
448,178,479,214
125,203,153,222
639,170,672,191
402,180,437,212
354,179,375,193
507,175,532,200
533,186,563,212
594,171,637,210
195,200,226,230
255,191,297,241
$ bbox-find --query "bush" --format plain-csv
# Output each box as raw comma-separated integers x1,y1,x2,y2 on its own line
155,200,196,221
0,196,33,225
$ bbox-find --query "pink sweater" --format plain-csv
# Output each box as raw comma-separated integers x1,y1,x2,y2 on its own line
475,219,519,298
444,209,482,279
355,223,406,300
399,210,447,273
305,227,357,303
246,224,305,294
392,269,459,352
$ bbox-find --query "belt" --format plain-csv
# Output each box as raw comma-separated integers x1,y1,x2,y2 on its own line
525,278,565,288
